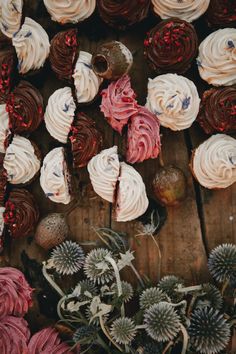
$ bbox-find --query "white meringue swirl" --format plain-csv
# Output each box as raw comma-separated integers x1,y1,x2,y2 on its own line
45,87,76,144
116,162,149,222
4,135,40,185
43,0,96,24
87,146,120,203
73,51,103,104
192,134,236,189
40,147,71,204
0,207,5,237
197,28,236,86
0,0,22,38
0,104,10,153
12,17,50,74
146,74,200,131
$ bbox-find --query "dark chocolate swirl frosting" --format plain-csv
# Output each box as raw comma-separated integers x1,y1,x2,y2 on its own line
97,0,151,29
6,81,44,134
4,189,39,238
0,156,7,207
144,18,198,74
49,29,79,82
0,47,16,103
70,112,103,170
197,87,236,134
206,0,236,28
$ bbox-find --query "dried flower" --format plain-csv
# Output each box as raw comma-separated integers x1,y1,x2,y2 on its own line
111,281,134,303
110,317,137,345
208,243,236,283
72,280,98,301
73,325,97,345
158,275,184,301
84,248,115,284
139,287,169,310
195,284,223,310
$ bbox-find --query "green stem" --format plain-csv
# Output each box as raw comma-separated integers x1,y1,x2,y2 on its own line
150,234,161,281
99,316,123,352
175,285,202,293
42,263,65,297
221,279,229,296
129,262,144,288
180,324,189,354
162,341,174,354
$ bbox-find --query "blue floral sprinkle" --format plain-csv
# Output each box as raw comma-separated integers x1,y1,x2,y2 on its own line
167,104,174,109
63,103,69,112
12,2,19,12
2,23,8,31
154,110,162,115
83,62,92,69
182,97,191,110
172,94,177,98
25,31,32,38
46,193,54,197
17,59,23,71
229,156,236,165
196,59,202,68
53,172,60,177
227,40,235,49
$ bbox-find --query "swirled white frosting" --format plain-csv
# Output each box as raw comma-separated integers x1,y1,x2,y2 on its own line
0,0,22,38
12,17,50,74
151,0,210,22
4,135,40,185
73,51,103,104
87,146,120,203
40,147,71,204
43,0,96,24
192,134,236,189
116,162,149,222
146,74,200,131
45,87,76,144
0,206,5,237
0,104,10,153
197,28,236,86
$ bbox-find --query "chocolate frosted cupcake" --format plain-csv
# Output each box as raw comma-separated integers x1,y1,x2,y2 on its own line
144,18,198,74
70,112,103,170
198,87,236,134
0,159,7,206
0,46,16,102
97,0,151,30
3,189,39,238
6,81,44,134
206,0,236,28
49,29,78,83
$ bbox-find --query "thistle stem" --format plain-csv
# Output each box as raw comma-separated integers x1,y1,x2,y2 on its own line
162,341,174,354
175,285,202,293
42,263,65,297
159,149,165,167
180,324,189,354
99,316,123,352
57,294,75,320
129,262,144,288
187,295,197,317
150,234,162,281
221,279,229,296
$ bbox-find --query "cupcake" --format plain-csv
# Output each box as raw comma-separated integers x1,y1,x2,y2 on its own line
126,105,161,164
43,0,96,24
151,0,210,23
49,29,79,83
97,0,151,30
206,0,236,28
197,87,236,134
144,19,198,74
146,74,200,130
70,112,103,170
12,17,50,75
0,316,30,353
6,81,44,134
0,46,16,102
197,29,236,86
115,162,149,222
87,146,120,202
73,51,103,104
45,87,76,143
4,188,39,238
100,75,138,134
3,135,41,185
0,0,23,38
0,104,10,153
40,147,72,205
190,134,236,189
0,160,7,206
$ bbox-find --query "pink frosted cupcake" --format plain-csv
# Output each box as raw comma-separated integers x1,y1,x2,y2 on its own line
0,316,30,353
100,75,138,134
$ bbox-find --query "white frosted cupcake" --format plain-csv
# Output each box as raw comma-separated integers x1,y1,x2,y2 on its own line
146,74,200,131
191,134,236,189
151,0,210,23
73,51,103,104
12,17,50,75
43,0,96,24
3,135,41,185
197,29,236,86
0,0,22,38
44,87,76,144
40,147,71,204
87,146,120,203
0,104,10,153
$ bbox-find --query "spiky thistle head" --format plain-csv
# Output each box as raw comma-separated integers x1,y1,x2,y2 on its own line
195,283,223,310
189,307,230,354
110,317,136,345
141,341,165,354
84,248,115,284
144,302,180,342
111,281,134,303
208,243,236,283
73,325,97,344
49,240,85,275
72,280,98,302
158,275,184,301
139,287,169,310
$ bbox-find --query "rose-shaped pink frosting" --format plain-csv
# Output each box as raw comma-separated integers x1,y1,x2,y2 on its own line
28,327,77,354
0,267,33,318
0,316,30,353
100,75,138,134
126,106,161,164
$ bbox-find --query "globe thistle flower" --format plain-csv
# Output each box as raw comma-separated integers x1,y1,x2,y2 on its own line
158,275,184,300
144,303,180,342
110,317,136,345
189,307,230,354
142,341,165,354
195,284,223,310
73,325,97,344
139,287,169,310
49,240,85,275
208,243,236,283
84,248,115,284
111,281,134,303
72,280,98,301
